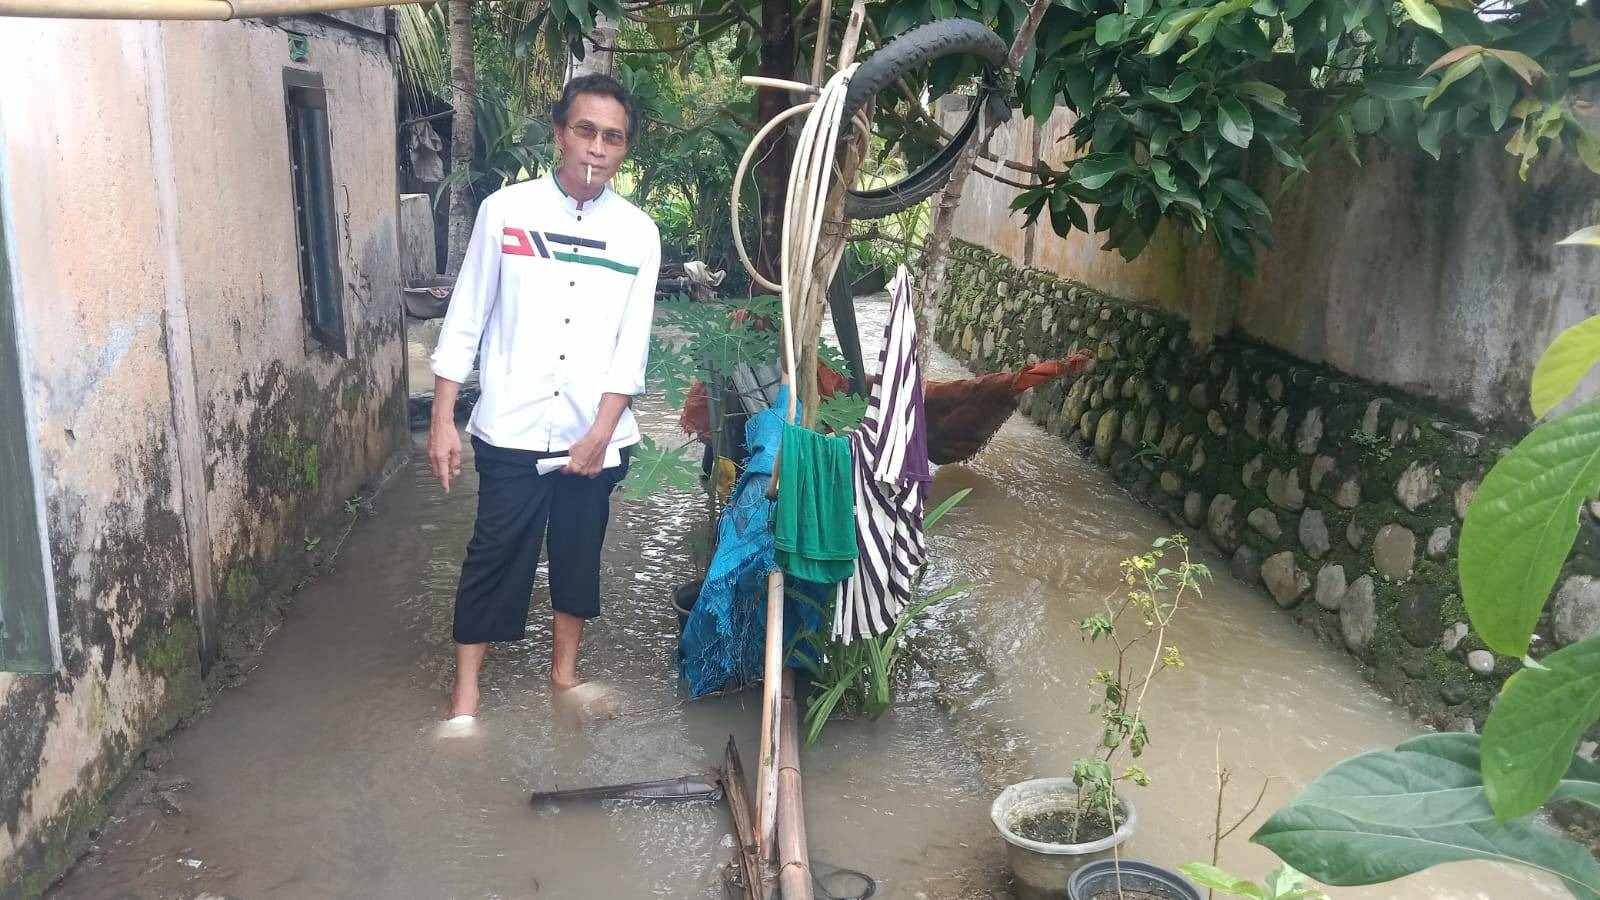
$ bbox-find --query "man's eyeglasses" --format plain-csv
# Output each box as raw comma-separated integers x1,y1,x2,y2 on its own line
568,121,628,148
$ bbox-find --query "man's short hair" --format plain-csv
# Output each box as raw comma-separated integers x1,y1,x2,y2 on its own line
553,74,639,140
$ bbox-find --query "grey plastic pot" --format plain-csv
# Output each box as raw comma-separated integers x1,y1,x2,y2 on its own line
990,778,1137,900
1068,859,1201,900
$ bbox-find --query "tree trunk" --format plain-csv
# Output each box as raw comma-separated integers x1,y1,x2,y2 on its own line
569,13,618,80
752,0,797,286
446,0,476,274
914,0,1053,370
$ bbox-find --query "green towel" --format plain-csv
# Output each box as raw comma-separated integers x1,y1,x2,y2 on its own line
773,422,857,583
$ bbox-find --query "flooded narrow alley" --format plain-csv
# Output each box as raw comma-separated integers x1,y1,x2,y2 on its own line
51,300,1554,899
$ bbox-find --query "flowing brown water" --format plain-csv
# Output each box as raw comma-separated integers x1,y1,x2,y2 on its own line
50,299,1553,898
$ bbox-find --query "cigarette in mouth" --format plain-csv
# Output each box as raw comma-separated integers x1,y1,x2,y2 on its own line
586,164,593,185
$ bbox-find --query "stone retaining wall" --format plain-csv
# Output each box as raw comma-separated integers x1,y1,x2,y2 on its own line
937,240,1600,727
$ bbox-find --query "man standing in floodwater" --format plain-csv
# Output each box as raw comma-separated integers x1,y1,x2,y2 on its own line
428,74,661,719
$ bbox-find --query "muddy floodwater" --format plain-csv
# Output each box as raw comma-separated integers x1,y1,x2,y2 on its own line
52,298,1554,898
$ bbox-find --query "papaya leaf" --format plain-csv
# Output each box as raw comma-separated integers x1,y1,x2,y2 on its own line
1460,400,1600,656
1531,316,1600,418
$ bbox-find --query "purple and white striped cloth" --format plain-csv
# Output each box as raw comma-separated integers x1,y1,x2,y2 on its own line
834,267,932,642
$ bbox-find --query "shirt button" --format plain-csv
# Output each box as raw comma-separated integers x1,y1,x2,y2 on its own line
559,354,566,360
554,390,561,397
564,318,571,324
569,281,575,287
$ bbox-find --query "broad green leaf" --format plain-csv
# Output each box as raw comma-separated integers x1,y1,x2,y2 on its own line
1577,131,1600,176
1237,80,1288,106
1152,158,1178,192
1149,72,1199,104
1424,44,1484,76
1531,316,1600,418
1028,61,1061,121
1352,96,1385,134
1069,153,1132,190
1423,54,1482,108
1482,637,1600,820
1219,97,1255,148
1364,71,1436,100
1485,57,1516,131
1418,110,1448,158
1401,0,1443,33
1252,746,1600,896
1219,178,1269,217
1559,226,1600,247
1461,400,1600,656
1145,8,1205,55
1487,49,1546,85
1400,731,1600,811
1178,103,1202,131
1178,138,1212,183
1178,863,1265,897
1095,12,1131,45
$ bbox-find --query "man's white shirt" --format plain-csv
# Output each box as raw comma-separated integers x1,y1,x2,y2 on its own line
432,174,660,454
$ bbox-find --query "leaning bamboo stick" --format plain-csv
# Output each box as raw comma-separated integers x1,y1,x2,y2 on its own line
776,670,813,900
0,0,429,19
756,568,786,860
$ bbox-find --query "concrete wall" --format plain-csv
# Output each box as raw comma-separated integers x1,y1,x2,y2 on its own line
0,17,403,894
940,97,1600,426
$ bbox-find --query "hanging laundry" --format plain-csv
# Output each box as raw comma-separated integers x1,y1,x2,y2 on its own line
835,267,933,642
679,386,825,698
772,422,857,583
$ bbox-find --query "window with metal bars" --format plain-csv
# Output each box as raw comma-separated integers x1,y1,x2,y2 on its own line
284,69,347,356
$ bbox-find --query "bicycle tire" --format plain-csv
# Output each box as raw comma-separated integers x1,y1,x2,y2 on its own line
842,18,1011,220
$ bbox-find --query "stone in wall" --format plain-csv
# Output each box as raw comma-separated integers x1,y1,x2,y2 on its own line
1361,399,1387,436
1245,400,1264,440
1189,442,1207,473
1094,410,1121,462
1262,552,1308,607
1189,383,1211,410
1332,477,1361,509
1142,409,1162,446
1267,374,1285,402
1160,471,1183,495
1395,461,1442,511
1160,423,1184,456
1468,650,1496,676
1426,526,1453,559
1242,454,1264,488
1248,508,1282,540
1455,480,1478,520
1553,575,1600,646
1374,524,1417,581
1399,590,1448,647
1184,491,1205,527
1267,468,1306,511
1221,369,1240,407
1315,563,1347,610
1296,407,1323,455
1309,455,1336,492
1207,410,1228,436
1341,575,1378,653
1208,494,1240,551
1232,546,1263,585
1347,517,1367,550
1268,408,1290,446
1299,510,1331,559
1121,409,1141,447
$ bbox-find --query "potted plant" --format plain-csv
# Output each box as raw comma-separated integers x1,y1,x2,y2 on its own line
991,534,1209,899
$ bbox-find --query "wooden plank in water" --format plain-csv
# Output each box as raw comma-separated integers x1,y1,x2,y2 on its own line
721,736,768,900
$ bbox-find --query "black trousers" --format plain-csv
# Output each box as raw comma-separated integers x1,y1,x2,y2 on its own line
452,436,630,644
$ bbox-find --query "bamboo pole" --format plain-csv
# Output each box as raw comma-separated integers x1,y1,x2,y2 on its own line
0,0,428,19
756,568,786,860
776,669,812,900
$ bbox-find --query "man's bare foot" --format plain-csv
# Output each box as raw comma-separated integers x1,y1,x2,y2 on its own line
552,680,622,724
448,679,480,719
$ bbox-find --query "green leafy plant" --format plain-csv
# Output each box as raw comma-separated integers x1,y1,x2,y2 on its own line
618,434,701,502
1254,308,1600,897
1056,534,1208,842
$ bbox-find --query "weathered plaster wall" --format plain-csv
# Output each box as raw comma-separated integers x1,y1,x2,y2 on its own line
0,18,402,895
938,241,1600,732
939,98,1600,426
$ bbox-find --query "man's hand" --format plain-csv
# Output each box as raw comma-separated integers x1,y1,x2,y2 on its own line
430,376,465,492
430,420,463,492
563,431,608,478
